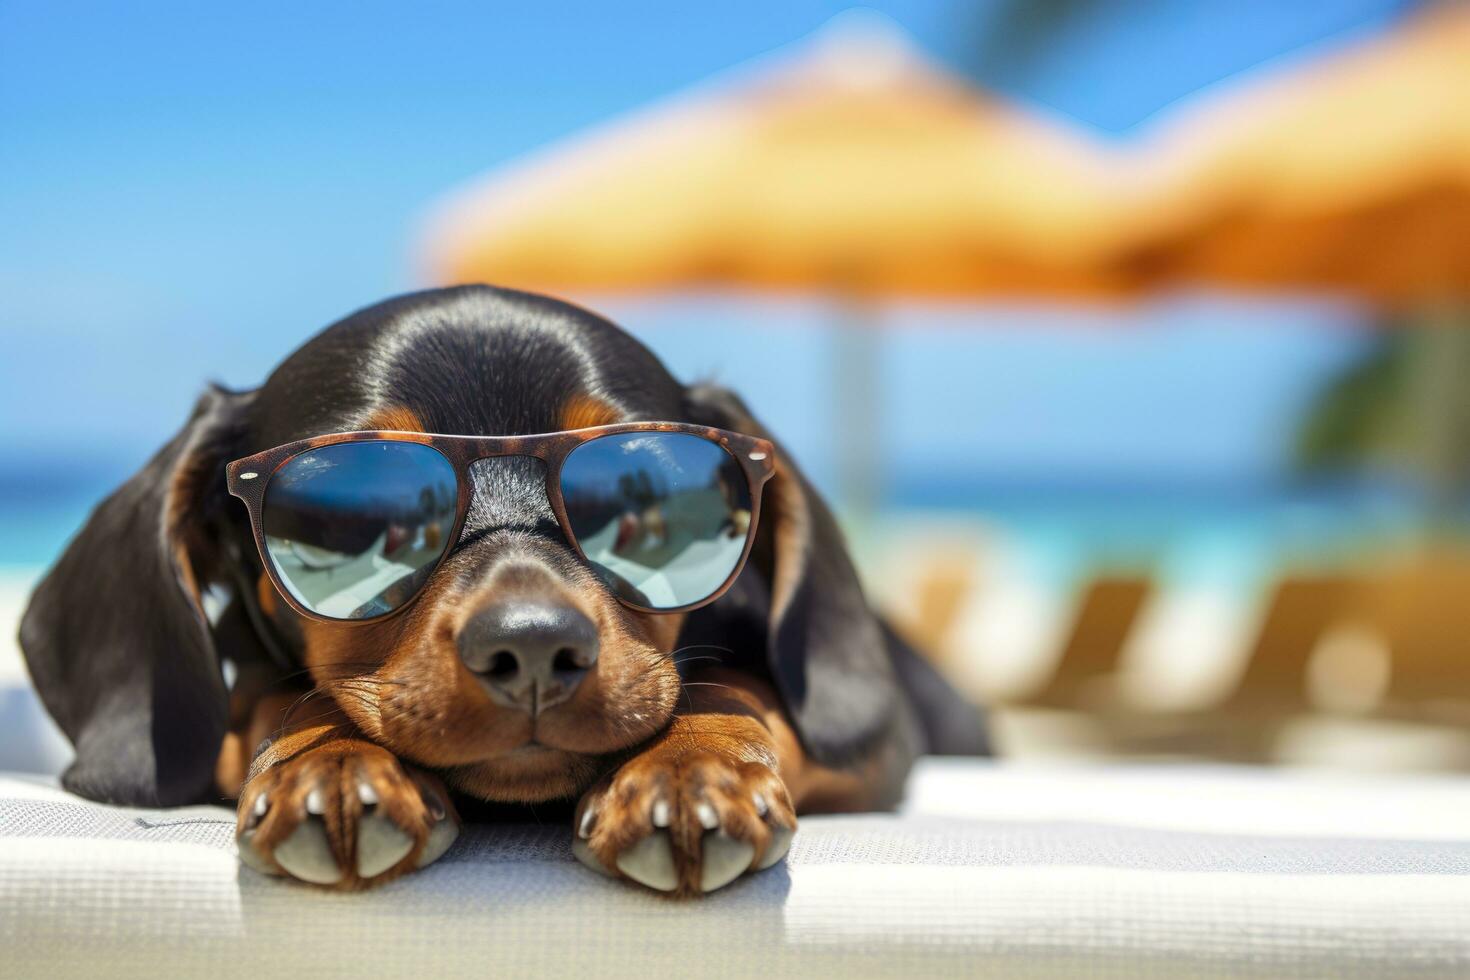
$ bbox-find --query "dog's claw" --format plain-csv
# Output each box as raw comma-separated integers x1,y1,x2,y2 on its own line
616,831,678,892
272,817,343,885
757,825,794,870
305,788,327,816
700,832,755,893
416,812,459,869
236,831,281,876
650,798,671,828
356,812,415,878
423,790,447,822
571,835,615,877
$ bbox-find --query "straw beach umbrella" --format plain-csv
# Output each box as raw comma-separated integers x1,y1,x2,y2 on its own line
419,15,1137,514
423,18,1132,297
1130,2,1470,302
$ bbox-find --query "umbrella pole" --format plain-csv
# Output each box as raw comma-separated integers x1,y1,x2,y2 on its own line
832,295,882,536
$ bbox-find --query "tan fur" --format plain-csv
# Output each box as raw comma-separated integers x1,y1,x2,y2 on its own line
360,404,426,432
558,393,619,431
765,461,810,625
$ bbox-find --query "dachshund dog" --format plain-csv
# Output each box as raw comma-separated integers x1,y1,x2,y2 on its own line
20,286,985,896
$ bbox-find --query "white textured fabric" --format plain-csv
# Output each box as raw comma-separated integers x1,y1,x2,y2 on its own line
3,761,1470,979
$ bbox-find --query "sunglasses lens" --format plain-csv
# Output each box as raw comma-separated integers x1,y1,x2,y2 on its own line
561,432,753,610
262,442,458,619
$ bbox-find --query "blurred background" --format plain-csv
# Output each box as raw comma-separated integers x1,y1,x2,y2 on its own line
3,0,1468,773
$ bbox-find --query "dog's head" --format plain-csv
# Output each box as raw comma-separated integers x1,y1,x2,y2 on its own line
20,286,899,806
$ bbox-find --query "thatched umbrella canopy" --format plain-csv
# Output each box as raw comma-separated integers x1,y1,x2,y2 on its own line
420,19,1137,299
1129,3,1470,303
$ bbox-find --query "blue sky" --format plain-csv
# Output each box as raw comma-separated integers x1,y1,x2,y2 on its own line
0,0,1414,498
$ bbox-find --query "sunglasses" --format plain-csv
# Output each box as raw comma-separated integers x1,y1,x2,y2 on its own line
226,423,775,622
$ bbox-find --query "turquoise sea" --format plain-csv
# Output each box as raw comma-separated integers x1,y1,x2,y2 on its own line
2,459,1430,610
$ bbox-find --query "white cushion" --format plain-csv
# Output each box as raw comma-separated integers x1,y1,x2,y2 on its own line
3,760,1469,978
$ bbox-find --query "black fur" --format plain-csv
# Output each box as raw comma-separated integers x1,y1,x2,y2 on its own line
20,385,253,805
20,285,986,807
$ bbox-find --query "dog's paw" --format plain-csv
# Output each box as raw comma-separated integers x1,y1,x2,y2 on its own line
572,748,795,896
236,741,459,889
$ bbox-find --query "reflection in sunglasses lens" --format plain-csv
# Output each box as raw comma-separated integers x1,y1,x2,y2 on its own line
262,442,458,619
560,432,752,609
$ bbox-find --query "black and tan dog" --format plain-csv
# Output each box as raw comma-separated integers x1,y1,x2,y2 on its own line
20,285,985,896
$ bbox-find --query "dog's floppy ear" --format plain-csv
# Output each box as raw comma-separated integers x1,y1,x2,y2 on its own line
19,384,254,806
683,383,898,766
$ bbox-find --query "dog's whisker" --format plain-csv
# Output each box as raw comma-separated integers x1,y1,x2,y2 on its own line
670,644,733,660
264,662,406,691
278,687,328,730
670,655,723,666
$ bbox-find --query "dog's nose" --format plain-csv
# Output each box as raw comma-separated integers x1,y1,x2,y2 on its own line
456,602,599,713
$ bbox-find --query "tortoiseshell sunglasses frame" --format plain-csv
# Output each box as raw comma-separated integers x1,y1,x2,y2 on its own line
226,422,776,623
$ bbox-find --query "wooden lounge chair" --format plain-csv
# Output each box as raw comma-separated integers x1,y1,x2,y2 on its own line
1027,574,1152,709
